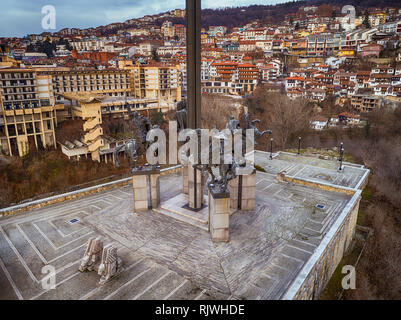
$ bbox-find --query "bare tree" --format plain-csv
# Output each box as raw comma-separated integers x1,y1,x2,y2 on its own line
246,89,312,149
201,94,242,129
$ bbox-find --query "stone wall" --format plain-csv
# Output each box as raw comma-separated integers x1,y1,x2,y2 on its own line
283,176,356,195
282,190,361,300
0,165,182,217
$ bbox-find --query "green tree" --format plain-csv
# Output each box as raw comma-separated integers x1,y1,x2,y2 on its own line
151,48,160,62
152,111,165,125
364,10,371,29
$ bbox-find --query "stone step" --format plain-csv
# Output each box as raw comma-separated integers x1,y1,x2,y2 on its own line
153,207,209,231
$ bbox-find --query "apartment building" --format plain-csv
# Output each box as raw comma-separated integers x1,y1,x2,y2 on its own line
369,11,386,27
126,62,181,111
135,40,162,56
237,63,258,93
0,69,57,156
203,61,258,95
171,9,186,18
305,34,341,56
351,94,382,112
71,39,106,52
240,28,269,41
161,21,175,38
174,24,186,39
126,28,150,37
285,76,306,90
260,66,279,83
46,69,131,107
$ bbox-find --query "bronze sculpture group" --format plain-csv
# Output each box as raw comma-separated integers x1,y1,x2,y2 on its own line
113,102,271,194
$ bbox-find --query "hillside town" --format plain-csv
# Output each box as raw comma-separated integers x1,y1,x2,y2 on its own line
1,1,401,305
1,4,401,159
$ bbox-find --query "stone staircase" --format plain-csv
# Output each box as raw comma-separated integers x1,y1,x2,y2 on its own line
153,194,209,231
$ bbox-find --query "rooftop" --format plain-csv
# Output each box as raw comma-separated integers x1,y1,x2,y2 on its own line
0,151,369,300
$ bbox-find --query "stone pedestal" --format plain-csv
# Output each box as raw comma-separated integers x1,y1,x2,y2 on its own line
228,177,239,210
150,173,160,208
132,168,160,212
228,170,256,211
132,174,148,212
209,187,230,242
188,164,205,209
183,164,188,194
208,186,230,242
241,172,256,211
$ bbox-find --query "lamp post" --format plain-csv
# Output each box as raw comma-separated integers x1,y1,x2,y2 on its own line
270,138,274,160
339,142,344,171
298,136,301,155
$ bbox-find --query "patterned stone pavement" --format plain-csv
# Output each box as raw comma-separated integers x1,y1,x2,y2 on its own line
0,153,364,300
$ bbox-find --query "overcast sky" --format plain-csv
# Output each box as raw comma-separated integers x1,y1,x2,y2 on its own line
0,0,289,38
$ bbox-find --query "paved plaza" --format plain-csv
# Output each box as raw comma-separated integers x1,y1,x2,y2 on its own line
0,152,369,300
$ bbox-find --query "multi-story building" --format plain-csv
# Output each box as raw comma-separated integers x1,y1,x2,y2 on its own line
210,61,238,83
201,59,213,81
260,64,280,82
58,92,160,162
171,8,185,18
305,34,341,56
255,40,273,52
369,11,386,27
285,76,306,90
204,61,258,95
46,69,131,107
174,24,186,39
126,28,150,37
135,40,162,56
161,21,175,38
71,39,107,52
351,94,382,112
240,28,268,41
237,63,259,93
239,41,257,51
0,69,58,156
126,62,181,111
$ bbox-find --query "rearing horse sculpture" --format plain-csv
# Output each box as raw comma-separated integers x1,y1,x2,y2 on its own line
113,109,153,172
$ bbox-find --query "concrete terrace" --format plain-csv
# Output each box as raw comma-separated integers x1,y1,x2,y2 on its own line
0,151,369,300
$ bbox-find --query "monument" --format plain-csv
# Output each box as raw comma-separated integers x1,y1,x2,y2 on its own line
98,244,123,285
79,237,103,272
155,0,272,241
79,237,123,285
113,111,161,212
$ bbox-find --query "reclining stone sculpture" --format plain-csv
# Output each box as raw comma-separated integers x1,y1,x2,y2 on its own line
78,237,103,272
98,244,123,285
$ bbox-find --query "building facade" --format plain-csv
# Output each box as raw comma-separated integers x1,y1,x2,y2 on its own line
126,62,181,111
0,69,57,156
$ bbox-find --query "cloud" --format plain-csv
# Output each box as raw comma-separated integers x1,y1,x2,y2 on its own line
0,0,286,37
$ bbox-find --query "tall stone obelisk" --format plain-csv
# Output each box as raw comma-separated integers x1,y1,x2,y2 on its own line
186,0,201,129
185,0,204,209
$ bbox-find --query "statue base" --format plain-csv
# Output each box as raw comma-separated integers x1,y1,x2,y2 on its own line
228,170,256,211
188,163,206,209
208,185,230,243
132,167,160,212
